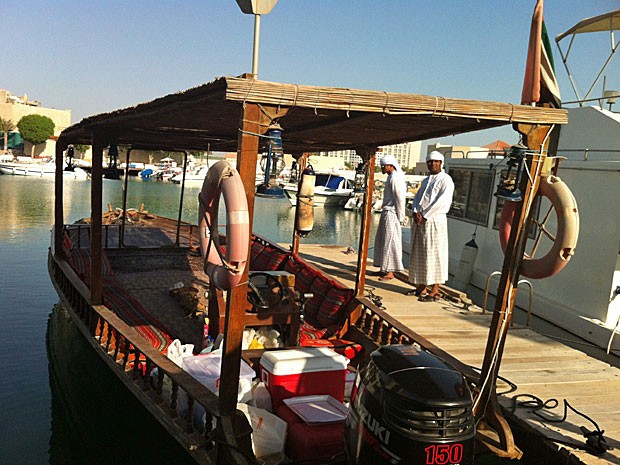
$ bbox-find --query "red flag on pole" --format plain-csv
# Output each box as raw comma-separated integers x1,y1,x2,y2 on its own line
521,0,561,107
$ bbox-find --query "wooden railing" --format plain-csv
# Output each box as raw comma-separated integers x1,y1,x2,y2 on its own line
63,221,198,249
48,252,253,465
351,296,480,383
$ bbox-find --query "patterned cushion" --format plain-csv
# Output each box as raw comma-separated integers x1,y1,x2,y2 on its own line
252,246,287,271
303,275,334,324
299,320,329,342
102,277,173,353
250,241,266,264
283,255,304,276
70,248,115,279
62,231,73,256
295,264,319,294
317,286,354,328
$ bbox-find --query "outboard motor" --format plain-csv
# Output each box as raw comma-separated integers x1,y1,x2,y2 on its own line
345,345,475,465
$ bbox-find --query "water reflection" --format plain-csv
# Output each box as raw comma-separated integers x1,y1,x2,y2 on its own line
47,305,195,465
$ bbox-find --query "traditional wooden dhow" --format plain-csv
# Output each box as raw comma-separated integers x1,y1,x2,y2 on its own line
48,72,568,465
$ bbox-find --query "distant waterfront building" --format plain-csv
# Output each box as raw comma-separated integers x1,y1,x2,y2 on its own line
407,141,510,175
0,89,71,157
316,141,422,171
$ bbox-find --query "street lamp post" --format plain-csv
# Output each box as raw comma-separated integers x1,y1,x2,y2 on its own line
235,0,279,78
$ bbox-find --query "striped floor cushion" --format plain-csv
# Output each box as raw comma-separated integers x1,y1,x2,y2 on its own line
69,248,115,280
102,277,173,353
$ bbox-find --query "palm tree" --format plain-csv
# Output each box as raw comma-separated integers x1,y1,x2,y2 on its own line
0,117,15,153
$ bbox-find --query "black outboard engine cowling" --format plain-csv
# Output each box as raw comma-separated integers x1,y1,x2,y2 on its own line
344,345,475,465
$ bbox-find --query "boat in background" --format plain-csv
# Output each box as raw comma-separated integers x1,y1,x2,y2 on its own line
169,165,210,185
283,171,355,207
443,9,620,355
0,157,89,179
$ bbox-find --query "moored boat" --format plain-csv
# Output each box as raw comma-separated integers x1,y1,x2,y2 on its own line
283,171,355,207
47,71,568,465
0,158,89,179
443,8,620,356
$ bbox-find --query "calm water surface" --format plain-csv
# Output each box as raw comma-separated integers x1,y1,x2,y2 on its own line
0,175,380,465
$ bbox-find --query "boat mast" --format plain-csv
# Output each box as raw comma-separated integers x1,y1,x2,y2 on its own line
474,124,554,459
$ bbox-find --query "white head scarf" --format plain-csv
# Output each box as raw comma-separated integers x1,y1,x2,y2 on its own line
380,154,401,171
426,151,445,162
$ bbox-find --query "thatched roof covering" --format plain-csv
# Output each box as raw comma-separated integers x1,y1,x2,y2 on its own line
59,76,567,153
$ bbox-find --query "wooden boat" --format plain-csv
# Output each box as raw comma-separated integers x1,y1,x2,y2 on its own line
47,74,567,464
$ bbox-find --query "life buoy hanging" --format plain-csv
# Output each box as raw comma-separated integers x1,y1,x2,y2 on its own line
198,161,250,291
499,175,579,279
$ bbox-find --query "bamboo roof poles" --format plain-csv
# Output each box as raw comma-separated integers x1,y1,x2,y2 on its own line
58,76,567,154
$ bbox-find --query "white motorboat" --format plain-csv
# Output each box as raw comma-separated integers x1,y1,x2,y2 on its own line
0,159,89,179
169,165,210,184
283,172,355,207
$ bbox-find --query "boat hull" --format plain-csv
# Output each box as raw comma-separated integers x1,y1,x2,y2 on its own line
0,162,88,179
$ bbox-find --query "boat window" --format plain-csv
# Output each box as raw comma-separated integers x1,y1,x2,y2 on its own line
448,169,494,225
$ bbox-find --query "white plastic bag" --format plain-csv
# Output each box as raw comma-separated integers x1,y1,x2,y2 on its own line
237,403,287,460
167,339,195,366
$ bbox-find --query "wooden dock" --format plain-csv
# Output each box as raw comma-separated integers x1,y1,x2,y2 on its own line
297,243,620,465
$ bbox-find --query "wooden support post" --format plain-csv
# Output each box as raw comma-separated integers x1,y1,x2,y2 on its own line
90,134,105,305
291,152,309,254
217,102,262,415
54,140,67,257
354,147,377,298
474,125,553,459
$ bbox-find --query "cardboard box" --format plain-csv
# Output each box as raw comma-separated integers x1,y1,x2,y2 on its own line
260,347,348,409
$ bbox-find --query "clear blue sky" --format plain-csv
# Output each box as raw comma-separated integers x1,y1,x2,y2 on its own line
4,0,619,149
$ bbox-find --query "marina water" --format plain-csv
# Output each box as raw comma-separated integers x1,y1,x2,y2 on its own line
0,175,378,465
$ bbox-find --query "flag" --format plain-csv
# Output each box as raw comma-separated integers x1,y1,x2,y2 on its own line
521,0,561,107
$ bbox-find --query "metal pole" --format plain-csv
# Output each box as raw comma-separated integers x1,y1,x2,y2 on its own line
252,14,261,77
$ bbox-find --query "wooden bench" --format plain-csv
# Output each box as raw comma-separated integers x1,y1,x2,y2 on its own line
249,235,357,343
62,230,174,354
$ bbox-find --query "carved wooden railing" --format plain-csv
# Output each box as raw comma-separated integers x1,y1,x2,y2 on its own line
48,253,253,465
63,221,198,249
350,296,480,382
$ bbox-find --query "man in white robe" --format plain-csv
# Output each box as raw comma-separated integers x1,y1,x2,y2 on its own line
373,155,407,281
407,151,454,300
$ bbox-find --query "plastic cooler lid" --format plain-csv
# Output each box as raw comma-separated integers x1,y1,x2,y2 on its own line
260,347,349,375
183,351,255,379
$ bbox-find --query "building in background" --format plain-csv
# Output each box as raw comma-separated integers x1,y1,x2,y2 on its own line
0,89,71,158
313,141,422,171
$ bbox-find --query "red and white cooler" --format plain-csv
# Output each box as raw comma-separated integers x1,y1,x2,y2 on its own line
259,347,349,410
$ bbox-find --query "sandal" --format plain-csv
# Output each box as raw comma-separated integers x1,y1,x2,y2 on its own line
378,275,394,281
405,289,419,296
419,294,441,302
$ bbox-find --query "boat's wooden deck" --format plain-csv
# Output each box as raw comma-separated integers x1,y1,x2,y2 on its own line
297,243,620,465
105,231,620,465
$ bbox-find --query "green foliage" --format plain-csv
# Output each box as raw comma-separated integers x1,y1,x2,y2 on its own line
0,117,16,151
17,114,55,146
74,144,90,156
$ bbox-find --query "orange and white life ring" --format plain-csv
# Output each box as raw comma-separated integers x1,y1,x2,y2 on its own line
499,175,579,279
198,161,250,290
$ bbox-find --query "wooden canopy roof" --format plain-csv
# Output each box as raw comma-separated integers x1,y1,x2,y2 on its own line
58,75,567,154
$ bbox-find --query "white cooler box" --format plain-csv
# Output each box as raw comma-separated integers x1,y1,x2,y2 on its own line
259,347,348,410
